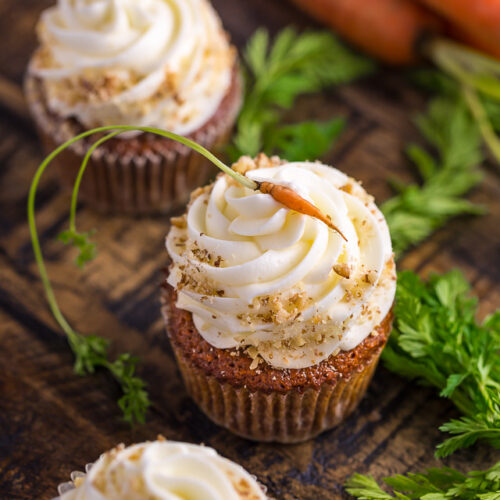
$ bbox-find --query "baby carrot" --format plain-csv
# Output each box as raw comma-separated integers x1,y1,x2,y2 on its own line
255,181,348,241
289,0,443,65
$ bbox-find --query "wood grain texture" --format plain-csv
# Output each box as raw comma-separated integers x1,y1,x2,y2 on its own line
0,1,499,499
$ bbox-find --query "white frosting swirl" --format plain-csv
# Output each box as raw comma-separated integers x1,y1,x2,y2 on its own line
59,440,265,500
29,0,235,134
166,160,396,369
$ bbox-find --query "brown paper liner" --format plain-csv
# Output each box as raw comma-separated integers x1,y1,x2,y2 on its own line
24,66,242,215
172,342,380,443
161,285,391,444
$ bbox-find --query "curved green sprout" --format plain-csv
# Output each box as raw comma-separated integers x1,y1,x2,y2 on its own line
27,126,258,425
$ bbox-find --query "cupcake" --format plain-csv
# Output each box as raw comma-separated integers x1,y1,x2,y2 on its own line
25,0,241,214
162,154,397,443
55,436,266,499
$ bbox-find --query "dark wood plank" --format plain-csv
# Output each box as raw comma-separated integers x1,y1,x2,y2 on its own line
0,1,499,499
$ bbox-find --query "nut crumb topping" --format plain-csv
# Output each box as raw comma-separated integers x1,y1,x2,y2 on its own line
333,263,351,279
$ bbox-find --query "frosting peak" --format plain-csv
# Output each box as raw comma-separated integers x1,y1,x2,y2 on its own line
59,440,265,500
29,0,235,134
166,156,396,370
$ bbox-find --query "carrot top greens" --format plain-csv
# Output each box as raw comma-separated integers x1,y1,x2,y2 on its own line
28,125,343,423
345,460,500,500
27,126,254,425
384,270,500,458
345,270,500,498
426,39,500,164
228,28,374,161
382,94,485,257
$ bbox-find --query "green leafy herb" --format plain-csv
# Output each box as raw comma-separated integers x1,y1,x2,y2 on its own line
58,228,97,269
425,39,500,165
27,126,260,425
411,68,500,135
265,118,345,162
382,270,500,457
345,461,500,499
68,334,149,425
228,28,374,161
381,95,485,257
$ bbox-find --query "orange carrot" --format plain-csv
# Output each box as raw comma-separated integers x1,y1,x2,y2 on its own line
256,181,348,241
289,0,443,65
418,0,500,60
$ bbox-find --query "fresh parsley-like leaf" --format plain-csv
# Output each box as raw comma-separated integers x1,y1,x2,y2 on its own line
265,118,345,162
382,95,485,257
382,270,500,457
58,228,97,269
412,69,500,134
57,224,150,425
230,28,374,161
345,462,500,499
345,474,394,499
67,332,109,375
111,353,150,425
410,67,500,160
67,333,151,425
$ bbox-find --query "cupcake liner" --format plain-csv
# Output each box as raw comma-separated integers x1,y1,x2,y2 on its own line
24,68,242,215
169,336,380,444
53,463,93,500
161,285,388,444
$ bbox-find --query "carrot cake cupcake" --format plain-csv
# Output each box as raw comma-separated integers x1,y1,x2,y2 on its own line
25,0,241,214
162,154,397,443
55,437,266,499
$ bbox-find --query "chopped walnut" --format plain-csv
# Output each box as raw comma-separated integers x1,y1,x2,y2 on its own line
170,215,187,229
333,263,351,279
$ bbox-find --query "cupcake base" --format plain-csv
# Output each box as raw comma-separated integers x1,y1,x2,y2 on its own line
161,284,393,444
24,65,242,215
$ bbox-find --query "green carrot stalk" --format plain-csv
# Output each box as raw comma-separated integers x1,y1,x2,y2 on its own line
28,125,339,423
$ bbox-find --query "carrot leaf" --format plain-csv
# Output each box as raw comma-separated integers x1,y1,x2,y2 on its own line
418,39,500,164
382,270,500,457
264,118,345,161
345,462,500,499
230,28,374,161
58,228,97,269
382,95,485,257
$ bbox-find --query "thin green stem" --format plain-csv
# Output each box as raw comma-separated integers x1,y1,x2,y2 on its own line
427,38,500,101
463,86,500,164
29,126,258,338
425,38,500,165
69,131,121,232
28,129,108,338
137,127,257,189
29,125,257,424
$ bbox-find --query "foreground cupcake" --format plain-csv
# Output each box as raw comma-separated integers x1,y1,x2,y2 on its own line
163,154,396,443
25,0,241,214
55,437,266,499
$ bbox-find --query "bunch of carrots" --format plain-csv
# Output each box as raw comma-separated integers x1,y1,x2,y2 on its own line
290,0,500,163
289,0,500,65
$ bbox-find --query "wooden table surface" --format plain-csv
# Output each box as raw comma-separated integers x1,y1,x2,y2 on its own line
1,1,499,499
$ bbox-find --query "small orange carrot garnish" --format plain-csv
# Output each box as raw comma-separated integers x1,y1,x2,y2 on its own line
255,180,348,241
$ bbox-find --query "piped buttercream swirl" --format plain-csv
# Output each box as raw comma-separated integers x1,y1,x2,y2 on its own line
29,0,235,134
59,440,265,500
166,156,396,370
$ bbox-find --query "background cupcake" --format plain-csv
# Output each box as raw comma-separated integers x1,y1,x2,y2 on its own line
25,0,241,214
55,437,267,499
163,154,396,443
